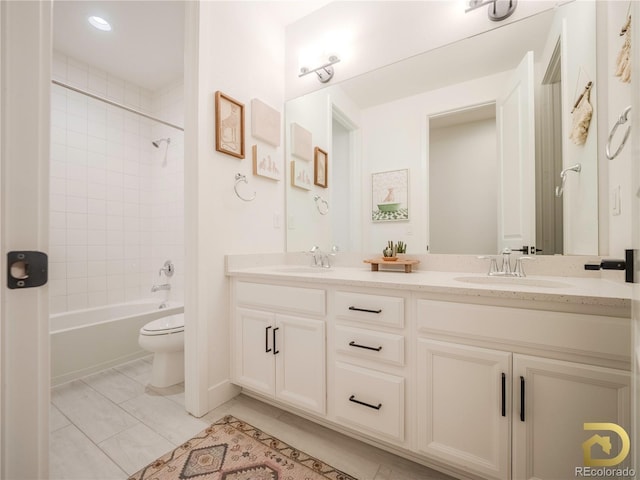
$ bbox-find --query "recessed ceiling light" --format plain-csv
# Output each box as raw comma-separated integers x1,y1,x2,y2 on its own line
88,16,111,32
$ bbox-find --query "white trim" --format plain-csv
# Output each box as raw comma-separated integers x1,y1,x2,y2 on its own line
208,380,241,414
1,1,51,477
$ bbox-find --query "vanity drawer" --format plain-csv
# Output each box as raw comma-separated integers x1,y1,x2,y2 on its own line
334,361,404,442
335,325,404,366
416,299,630,365
335,291,404,328
236,282,325,316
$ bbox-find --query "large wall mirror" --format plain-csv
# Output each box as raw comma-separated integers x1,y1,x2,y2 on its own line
285,1,599,256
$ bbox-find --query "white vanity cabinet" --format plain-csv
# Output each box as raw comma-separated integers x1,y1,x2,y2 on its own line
512,355,631,480
330,290,407,444
416,339,511,480
415,298,631,480
232,282,326,415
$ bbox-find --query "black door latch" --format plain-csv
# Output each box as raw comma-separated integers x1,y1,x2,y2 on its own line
584,249,634,283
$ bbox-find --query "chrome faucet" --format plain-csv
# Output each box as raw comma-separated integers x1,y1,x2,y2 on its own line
307,245,339,268
478,248,533,277
159,260,174,277
151,283,171,292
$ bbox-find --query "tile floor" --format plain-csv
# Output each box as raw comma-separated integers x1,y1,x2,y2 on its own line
50,357,455,480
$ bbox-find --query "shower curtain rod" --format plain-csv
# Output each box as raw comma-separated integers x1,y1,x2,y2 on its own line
51,79,185,132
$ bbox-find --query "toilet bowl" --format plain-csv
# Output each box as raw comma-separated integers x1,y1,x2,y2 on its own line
138,313,184,388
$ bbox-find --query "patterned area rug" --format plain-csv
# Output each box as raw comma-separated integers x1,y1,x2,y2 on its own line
129,415,358,480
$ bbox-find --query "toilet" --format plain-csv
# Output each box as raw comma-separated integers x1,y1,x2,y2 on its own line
138,313,184,388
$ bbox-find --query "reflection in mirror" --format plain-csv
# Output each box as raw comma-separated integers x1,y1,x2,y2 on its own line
285,1,598,255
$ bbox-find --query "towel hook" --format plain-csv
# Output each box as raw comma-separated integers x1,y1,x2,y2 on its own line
555,163,581,197
606,105,631,160
313,194,329,215
234,173,256,202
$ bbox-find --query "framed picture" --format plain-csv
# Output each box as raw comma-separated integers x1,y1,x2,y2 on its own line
372,169,409,222
314,147,328,188
291,161,312,190
215,91,245,159
290,123,312,161
252,144,281,181
251,99,281,147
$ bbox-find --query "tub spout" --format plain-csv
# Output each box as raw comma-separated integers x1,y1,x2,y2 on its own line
151,283,171,293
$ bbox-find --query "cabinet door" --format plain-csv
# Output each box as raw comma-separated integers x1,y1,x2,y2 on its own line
513,355,631,480
275,314,326,415
234,308,275,397
416,339,512,480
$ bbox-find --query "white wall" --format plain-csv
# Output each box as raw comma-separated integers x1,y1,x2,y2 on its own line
49,53,184,314
429,118,497,254
604,2,633,256
361,71,509,255
187,1,287,414
285,1,558,100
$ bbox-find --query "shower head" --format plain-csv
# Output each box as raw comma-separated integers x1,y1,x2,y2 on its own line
152,137,171,148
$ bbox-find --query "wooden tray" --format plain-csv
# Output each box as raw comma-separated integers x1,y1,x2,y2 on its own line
364,257,420,273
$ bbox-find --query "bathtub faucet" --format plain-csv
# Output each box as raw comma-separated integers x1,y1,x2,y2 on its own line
151,283,171,293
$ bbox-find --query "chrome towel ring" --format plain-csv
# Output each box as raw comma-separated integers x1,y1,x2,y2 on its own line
606,105,631,160
313,194,329,215
234,173,256,202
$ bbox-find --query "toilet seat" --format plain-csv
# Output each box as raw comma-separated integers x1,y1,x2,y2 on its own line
140,314,184,336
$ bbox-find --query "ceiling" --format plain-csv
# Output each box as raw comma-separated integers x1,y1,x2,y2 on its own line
53,1,331,92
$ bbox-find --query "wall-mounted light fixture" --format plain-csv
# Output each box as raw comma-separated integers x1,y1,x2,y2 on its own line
465,0,517,21
299,55,341,83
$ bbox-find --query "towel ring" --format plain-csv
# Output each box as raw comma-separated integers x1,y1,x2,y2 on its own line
555,163,581,197
234,173,256,202
313,194,329,215
606,105,631,160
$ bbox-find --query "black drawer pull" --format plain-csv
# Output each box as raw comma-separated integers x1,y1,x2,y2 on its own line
265,326,272,353
348,306,382,314
520,376,525,422
349,395,382,410
501,372,506,417
349,341,383,352
273,327,279,355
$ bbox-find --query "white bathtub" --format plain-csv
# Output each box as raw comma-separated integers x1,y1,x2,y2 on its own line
50,300,184,386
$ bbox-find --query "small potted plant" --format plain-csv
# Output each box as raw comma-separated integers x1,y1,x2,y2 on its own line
383,241,397,261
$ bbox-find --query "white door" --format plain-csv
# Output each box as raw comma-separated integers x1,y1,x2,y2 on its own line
235,308,275,396
512,355,631,480
275,314,325,414
1,1,51,478
630,0,640,470
416,339,512,480
497,51,536,252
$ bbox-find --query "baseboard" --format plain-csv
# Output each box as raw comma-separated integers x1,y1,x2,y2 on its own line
207,379,241,412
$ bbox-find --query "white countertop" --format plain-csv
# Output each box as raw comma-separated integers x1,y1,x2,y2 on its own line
226,263,632,316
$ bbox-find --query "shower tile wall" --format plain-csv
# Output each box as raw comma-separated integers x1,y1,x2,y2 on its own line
50,52,184,314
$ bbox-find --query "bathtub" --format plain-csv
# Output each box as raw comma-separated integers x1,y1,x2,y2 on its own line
50,300,184,386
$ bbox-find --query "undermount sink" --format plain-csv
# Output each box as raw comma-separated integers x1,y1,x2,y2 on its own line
274,266,332,273
454,276,572,289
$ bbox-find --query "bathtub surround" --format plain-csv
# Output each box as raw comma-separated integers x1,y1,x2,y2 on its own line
49,52,184,315
50,300,183,386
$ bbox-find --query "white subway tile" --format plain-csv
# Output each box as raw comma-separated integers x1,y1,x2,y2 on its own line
106,275,125,290
50,178,66,196
67,277,88,295
66,196,87,214
66,213,87,230
67,179,88,198
50,228,67,246
106,245,124,260
87,183,107,200
87,229,106,246
107,289,125,304
87,167,107,184
51,90,67,112
106,201,124,216
87,245,107,261
88,69,108,96
48,262,67,281
66,164,87,181
106,215,124,231
66,229,88,246
87,276,107,293
107,260,124,276
50,295,68,314
106,77,125,103
51,144,67,164
87,199,107,215
107,230,124,246
66,261,88,279
68,114,87,135
88,291,108,308
107,185,124,202
67,293,88,311
88,136,107,154
66,245,87,262
51,126,67,145
67,146,88,166
49,246,67,263
68,96,88,118
67,131,88,151
87,260,107,277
